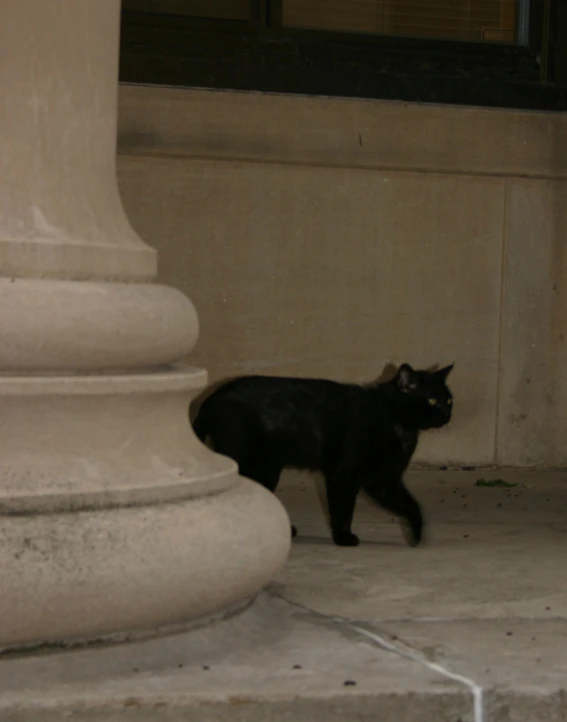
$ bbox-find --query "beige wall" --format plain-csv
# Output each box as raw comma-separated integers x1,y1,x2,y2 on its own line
117,85,567,468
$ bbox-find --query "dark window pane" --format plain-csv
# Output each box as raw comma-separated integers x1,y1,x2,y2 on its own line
282,0,518,44
122,0,250,21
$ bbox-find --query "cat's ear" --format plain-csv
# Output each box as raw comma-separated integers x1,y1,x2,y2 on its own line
435,364,454,381
397,363,417,392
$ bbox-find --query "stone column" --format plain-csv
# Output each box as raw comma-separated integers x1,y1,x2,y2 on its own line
0,0,290,649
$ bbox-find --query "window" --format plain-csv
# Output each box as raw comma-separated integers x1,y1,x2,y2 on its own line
120,0,566,110
281,0,525,44
122,0,250,21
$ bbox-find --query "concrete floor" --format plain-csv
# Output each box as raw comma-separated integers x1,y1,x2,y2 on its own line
2,470,567,721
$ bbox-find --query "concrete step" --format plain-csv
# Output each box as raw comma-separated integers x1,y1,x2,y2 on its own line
1,589,565,722
0,592,472,722
2,470,567,722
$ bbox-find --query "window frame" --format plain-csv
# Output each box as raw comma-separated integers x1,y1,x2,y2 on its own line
119,0,566,111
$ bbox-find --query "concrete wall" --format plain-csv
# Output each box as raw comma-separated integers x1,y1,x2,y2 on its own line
117,85,567,468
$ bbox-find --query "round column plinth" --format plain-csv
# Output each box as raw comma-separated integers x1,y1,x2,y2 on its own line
0,478,290,649
0,366,291,648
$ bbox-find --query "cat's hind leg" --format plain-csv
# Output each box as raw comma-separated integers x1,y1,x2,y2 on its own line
200,400,297,539
239,450,283,491
364,476,423,547
325,475,360,547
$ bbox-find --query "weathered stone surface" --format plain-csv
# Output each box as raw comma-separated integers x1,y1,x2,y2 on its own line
118,84,567,467
2,471,567,722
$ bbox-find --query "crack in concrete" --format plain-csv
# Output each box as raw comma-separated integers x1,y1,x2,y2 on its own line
350,624,484,722
273,590,484,722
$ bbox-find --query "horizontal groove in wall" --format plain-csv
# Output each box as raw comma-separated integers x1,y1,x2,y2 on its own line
118,84,567,180
118,147,567,183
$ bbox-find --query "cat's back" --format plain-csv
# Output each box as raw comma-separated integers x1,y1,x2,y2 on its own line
201,376,364,442
209,374,357,414
207,375,360,468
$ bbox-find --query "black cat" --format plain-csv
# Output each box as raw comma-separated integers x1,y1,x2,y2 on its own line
192,363,454,547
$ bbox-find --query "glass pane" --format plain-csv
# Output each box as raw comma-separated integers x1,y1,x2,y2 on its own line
122,0,250,21
282,0,519,44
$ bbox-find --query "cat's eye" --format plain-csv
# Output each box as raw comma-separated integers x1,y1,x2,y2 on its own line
428,398,436,406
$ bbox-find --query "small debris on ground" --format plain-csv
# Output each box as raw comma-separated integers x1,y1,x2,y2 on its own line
343,680,357,686
475,478,518,488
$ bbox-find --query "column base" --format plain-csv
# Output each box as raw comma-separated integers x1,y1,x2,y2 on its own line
0,479,290,650
0,365,290,648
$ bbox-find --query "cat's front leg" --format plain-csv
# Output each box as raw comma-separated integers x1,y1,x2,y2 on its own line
325,475,360,547
364,476,423,547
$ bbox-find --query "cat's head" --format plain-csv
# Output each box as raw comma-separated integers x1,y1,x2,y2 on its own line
394,363,454,430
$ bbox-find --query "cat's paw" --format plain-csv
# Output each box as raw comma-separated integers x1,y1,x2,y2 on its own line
332,530,360,547
401,520,423,547
291,525,298,538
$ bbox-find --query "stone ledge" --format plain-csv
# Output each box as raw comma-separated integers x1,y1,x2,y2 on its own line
118,84,567,180
3,590,566,722
3,471,567,720
0,593,472,722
